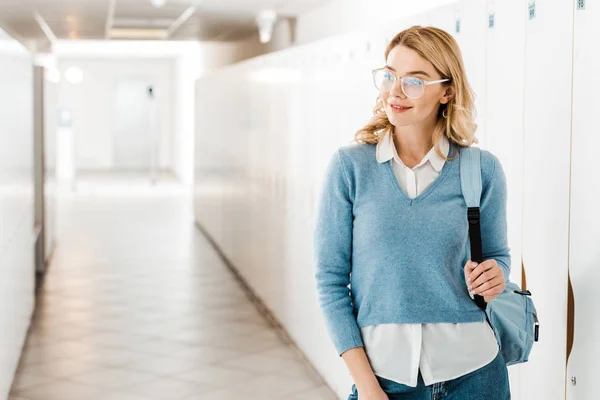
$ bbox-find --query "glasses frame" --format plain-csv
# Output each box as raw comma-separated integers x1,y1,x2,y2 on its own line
372,67,451,99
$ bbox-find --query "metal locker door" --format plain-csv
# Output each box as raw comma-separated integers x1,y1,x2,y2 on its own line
483,2,528,397
566,0,600,398
521,0,574,399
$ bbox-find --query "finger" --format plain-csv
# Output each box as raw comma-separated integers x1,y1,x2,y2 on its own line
464,260,478,280
470,260,495,279
480,284,504,297
483,286,504,302
464,259,475,274
470,268,502,290
468,260,496,284
471,272,503,293
484,295,496,303
475,276,505,295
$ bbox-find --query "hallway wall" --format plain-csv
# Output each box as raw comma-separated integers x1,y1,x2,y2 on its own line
0,35,269,397
267,0,458,51
55,57,174,172
194,0,593,399
48,40,268,187
0,32,35,400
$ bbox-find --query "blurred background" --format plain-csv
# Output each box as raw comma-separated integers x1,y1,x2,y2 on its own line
0,0,597,399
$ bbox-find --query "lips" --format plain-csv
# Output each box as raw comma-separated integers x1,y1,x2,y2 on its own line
389,104,412,110
389,103,412,113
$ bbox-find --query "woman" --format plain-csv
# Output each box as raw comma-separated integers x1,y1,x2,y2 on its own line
313,26,511,399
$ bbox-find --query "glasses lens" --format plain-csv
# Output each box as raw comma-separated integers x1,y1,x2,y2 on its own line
402,77,424,99
374,70,395,91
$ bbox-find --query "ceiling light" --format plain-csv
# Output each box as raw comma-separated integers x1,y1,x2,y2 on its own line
64,66,83,85
109,28,168,40
256,9,277,44
151,0,166,8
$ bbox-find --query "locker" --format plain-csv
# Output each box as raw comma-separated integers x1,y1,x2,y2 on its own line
521,0,574,398
453,0,489,143
192,2,595,398
566,0,600,398
483,1,529,396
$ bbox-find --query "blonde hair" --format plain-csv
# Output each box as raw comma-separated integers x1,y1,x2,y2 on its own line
354,25,478,160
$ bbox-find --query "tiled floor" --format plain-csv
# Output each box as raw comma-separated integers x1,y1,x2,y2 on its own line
9,175,337,400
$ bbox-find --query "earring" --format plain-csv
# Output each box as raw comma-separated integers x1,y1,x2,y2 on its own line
442,108,448,119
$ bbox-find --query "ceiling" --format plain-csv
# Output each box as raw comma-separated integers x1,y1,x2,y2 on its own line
0,0,329,43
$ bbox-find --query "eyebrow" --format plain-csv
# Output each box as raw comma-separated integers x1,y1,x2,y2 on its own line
385,65,431,78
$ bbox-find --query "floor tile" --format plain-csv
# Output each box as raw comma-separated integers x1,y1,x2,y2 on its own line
122,377,215,400
291,384,341,400
9,370,56,392
16,359,105,379
241,373,320,396
176,365,255,387
68,367,159,389
9,177,337,400
123,355,201,376
15,380,106,400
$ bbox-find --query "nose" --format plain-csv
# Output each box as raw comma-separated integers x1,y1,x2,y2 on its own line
389,80,406,99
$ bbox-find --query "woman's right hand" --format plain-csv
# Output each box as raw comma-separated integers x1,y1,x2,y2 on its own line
342,347,388,399
357,386,390,400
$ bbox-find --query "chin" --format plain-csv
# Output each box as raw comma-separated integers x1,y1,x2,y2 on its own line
387,115,412,127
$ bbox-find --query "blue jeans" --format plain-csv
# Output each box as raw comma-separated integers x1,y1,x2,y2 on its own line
348,351,510,400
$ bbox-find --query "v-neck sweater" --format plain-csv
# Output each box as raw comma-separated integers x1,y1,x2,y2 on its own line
313,141,510,356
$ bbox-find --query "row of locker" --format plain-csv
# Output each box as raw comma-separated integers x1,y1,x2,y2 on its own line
0,35,36,400
193,0,597,399
0,35,57,399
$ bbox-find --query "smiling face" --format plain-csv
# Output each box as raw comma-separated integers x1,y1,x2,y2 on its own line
379,45,454,132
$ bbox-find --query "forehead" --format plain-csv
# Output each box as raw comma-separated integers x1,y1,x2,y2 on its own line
385,45,435,75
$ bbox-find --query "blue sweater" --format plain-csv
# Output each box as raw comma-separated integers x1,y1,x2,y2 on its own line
313,141,510,356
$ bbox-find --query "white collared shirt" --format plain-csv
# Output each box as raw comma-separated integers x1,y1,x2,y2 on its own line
360,133,499,387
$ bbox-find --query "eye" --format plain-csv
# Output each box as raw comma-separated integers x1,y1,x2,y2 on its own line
382,71,395,81
404,77,423,86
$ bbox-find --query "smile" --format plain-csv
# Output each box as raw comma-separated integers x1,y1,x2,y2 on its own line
389,104,412,113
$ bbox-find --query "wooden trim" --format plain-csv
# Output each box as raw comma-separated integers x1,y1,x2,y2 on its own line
566,273,575,362
521,258,527,290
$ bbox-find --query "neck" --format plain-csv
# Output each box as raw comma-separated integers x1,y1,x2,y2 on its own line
392,117,438,166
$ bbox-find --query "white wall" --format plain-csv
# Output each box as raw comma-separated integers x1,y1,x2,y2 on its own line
0,32,35,400
55,57,174,172
50,40,266,186
194,1,589,399
268,0,458,51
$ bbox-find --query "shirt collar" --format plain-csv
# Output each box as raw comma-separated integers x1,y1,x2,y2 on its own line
376,133,450,172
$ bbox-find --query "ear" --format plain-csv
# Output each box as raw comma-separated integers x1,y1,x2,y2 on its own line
440,85,455,105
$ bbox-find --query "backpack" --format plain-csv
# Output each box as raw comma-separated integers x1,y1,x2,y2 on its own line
459,146,539,366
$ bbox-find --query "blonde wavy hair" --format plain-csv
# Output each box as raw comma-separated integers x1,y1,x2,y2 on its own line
354,25,478,160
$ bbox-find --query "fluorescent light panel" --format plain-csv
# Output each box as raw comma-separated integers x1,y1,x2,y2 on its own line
109,28,167,40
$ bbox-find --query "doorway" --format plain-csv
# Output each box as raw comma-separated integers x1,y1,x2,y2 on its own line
112,76,159,177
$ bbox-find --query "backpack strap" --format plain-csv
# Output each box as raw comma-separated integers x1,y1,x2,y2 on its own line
459,146,487,311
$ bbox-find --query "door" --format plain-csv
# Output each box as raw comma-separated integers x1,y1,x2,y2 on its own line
112,77,158,172
567,1,600,398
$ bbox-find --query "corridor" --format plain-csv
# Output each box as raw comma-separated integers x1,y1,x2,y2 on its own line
8,177,336,400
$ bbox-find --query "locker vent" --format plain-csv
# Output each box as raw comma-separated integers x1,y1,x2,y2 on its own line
577,0,585,10
488,12,495,28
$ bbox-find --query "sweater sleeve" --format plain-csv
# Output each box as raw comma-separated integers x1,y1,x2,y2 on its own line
480,153,511,282
313,149,364,356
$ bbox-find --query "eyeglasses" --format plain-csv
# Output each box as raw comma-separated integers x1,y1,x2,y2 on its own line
372,68,451,99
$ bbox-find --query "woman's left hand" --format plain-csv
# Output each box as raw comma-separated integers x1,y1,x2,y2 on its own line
464,259,505,303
